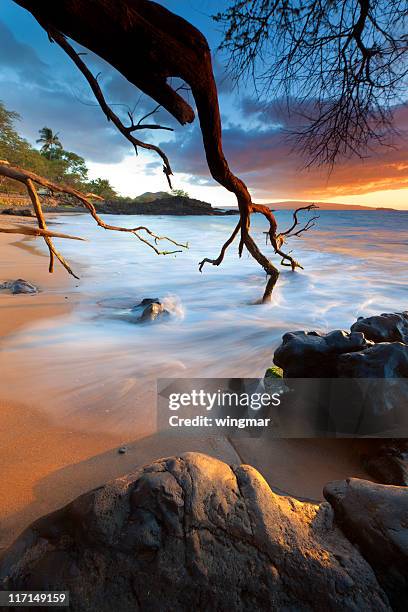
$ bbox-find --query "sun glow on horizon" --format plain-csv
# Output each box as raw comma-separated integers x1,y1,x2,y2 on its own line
88,156,408,210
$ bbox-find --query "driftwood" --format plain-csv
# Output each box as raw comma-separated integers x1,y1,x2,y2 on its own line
12,0,318,300
0,160,187,278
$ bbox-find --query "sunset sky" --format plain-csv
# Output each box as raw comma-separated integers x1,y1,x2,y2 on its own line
1,0,408,209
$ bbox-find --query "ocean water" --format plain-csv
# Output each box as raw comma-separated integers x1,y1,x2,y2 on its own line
0,210,406,434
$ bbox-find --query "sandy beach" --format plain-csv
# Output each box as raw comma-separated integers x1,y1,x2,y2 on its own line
0,219,241,548
0,215,371,552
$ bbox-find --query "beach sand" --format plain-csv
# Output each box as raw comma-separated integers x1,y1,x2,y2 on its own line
0,215,371,551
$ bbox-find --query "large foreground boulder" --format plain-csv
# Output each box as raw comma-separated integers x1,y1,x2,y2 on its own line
0,453,390,612
324,477,408,611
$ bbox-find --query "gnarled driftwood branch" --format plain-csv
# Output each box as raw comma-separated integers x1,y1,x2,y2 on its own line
0,160,188,278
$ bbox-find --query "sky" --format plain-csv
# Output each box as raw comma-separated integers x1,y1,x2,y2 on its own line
0,0,408,209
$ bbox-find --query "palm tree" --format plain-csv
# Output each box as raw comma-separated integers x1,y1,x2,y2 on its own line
36,127,62,159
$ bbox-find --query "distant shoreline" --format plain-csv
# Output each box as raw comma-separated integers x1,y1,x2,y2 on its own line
1,205,403,218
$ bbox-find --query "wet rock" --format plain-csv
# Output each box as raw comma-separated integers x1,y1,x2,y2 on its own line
274,329,371,377
351,312,408,344
134,297,160,308
0,278,38,294
139,301,169,322
333,344,408,434
337,342,408,378
0,453,390,612
272,324,407,435
117,298,170,324
324,477,408,611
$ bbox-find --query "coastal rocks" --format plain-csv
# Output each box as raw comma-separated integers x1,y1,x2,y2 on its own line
272,312,408,435
1,207,35,217
139,301,168,322
351,312,408,344
0,453,390,612
273,329,371,377
273,311,408,379
338,342,408,378
108,297,170,324
324,477,408,610
337,343,408,432
0,278,38,294
96,195,229,216
132,298,170,322
359,440,408,486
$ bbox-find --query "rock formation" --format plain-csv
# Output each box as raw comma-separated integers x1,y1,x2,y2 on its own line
0,453,394,611
272,311,408,468
96,195,230,216
357,440,408,487
351,312,408,344
324,477,408,611
0,278,38,294
274,329,372,377
274,312,408,379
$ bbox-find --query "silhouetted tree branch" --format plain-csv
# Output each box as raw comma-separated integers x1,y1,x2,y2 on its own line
12,0,319,301
215,0,408,166
45,26,175,189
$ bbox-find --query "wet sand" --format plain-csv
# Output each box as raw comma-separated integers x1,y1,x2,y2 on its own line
0,216,371,551
0,217,240,549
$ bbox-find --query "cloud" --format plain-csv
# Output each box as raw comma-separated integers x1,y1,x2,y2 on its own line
0,20,50,86
1,11,407,202
160,100,408,200
0,20,156,163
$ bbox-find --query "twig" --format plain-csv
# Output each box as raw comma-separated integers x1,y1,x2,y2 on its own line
199,221,241,271
45,27,175,189
0,161,188,276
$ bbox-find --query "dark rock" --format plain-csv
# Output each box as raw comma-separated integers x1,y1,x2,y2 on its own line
139,301,169,322
118,446,127,455
273,328,408,435
334,343,408,434
324,477,408,611
365,454,408,486
0,278,38,294
134,297,160,308
95,195,230,216
359,440,408,486
351,312,408,344
338,342,408,378
1,207,35,217
0,453,390,612
274,329,371,377
116,298,170,324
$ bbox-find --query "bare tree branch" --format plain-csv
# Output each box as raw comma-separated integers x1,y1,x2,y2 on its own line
11,0,319,302
0,225,85,240
0,161,188,277
44,26,175,189
215,0,408,166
